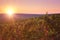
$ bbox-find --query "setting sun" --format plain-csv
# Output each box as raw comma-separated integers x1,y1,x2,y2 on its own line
7,8,14,16
4,6,16,17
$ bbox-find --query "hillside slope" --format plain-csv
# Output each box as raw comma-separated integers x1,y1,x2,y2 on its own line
0,14,60,40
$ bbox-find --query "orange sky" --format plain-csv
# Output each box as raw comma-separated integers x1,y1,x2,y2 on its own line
0,0,60,14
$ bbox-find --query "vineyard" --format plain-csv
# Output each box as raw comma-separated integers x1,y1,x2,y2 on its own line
0,14,60,40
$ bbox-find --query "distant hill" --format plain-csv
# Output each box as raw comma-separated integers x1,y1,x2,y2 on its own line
0,14,43,23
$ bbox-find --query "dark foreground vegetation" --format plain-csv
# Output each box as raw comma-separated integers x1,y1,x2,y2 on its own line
0,14,60,40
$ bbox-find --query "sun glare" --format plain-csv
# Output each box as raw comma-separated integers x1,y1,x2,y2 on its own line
7,8,14,16
4,7,16,17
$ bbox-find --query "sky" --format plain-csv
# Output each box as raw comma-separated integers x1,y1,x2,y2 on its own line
0,0,60,14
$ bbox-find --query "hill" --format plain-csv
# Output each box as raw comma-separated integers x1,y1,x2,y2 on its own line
0,14,60,40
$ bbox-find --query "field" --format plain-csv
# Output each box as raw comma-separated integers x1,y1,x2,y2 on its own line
0,14,60,40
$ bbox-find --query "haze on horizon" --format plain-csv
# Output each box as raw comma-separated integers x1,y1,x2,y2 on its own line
0,0,60,14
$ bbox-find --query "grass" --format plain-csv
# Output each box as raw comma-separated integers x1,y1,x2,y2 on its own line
0,14,60,40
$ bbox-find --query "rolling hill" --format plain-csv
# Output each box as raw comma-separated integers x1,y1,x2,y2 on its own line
0,14,60,40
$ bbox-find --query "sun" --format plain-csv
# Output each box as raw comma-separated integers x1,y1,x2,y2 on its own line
4,7,16,17
7,8,14,16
